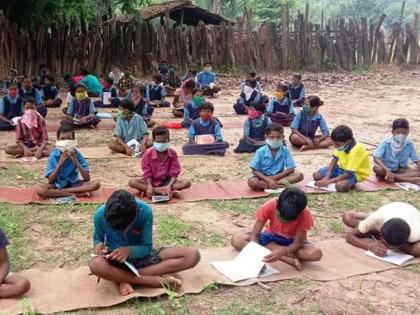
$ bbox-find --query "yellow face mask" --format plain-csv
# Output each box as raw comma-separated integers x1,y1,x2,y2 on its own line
276,91,285,100
76,92,87,101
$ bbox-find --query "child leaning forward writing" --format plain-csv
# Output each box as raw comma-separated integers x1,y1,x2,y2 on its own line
248,124,303,191
129,127,191,198
36,124,100,198
373,118,420,185
231,187,322,270
89,190,200,295
313,125,370,192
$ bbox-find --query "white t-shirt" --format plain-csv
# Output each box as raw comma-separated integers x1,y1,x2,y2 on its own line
358,202,420,243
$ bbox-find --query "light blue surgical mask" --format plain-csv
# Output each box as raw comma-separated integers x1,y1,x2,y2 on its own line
153,142,170,152
302,105,310,115
336,145,346,152
266,139,283,149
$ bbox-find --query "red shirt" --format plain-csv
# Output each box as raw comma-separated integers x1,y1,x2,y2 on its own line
256,198,313,239
15,116,48,146
141,147,181,187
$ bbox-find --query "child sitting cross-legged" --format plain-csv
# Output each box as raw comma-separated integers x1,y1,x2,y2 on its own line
36,124,100,198
248,124,304,191
0,228,31,298
233,78,261,115
148,74,170,108
89,190,201,295
288,73,306,107
313,125,370,192
94,77,120,108
181,89,205,128
129,85,155,128
373,118,420,185
266,83,295,126
129,127,191,198
5,97,52,159
182,102,229,156
234,102,272,153
231,187,322,270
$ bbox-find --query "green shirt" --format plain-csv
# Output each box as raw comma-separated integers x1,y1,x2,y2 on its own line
113,113,148,142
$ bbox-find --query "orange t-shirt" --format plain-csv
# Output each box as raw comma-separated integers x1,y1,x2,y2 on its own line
256,198,313,239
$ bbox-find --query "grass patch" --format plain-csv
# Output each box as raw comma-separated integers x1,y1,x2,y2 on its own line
328,219,344,234
407,264,420,274
154,214,225,248
0,203,29,271
207,197,271,217
213,298,274,315
0,164,42,186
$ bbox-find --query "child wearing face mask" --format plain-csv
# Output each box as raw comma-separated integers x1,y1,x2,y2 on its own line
290,95,332,151
182,102,229,156
61,83,101,128
248,124,304,191
233,78,261,115
196,62,221,96
147,74,170,108
182,89,205,128
266,83,296,126
20,77,47,118
36,124,100,198
313,125,370,192
129,127,191,198
42,75,62,108
5,97,52,159
172,79,196,118
288,73,306,107
234,102,272,153
94,77,120,108
108,100,151,156
128,85,155,128
0,83,24,131
373,119,420,185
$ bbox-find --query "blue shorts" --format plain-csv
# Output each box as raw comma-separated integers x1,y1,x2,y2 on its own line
258,231,294,246
318,166,357,187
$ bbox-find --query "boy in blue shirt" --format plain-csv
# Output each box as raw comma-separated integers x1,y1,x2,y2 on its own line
20,77,47,118
94,77,120,108
233,78,261,115
36,124,100,198
197,62,221,96
288,73,306,107
42,75,62,108
89,190,200,295
248,124,304,191
148,74,170,108
266,83,295,126
374,118,420,185
290,95,332,151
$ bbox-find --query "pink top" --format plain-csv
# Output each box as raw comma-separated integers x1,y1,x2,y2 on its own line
141,147,181,187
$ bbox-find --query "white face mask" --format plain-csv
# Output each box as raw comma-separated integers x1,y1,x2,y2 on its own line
392,134,407,146
391,134,407,156
55,140,78,152
244,86,254,100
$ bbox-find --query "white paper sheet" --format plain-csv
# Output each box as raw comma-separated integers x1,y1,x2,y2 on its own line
364,250,414,266
103,92,112,105
211,242,279,282
96,112,113,119
152,195,170,203
395,182,420,192
11,116,21,126
90,254,140,276
306,180,337,192
264,188,285,194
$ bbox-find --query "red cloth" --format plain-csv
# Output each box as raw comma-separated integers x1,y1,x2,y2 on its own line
256,198,313,239
15,115,48,146
141,147,181,187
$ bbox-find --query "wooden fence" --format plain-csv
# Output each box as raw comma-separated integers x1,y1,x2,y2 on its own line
0,4,419,78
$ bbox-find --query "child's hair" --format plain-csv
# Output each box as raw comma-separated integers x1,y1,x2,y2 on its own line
261,95,269,104
331,125,353,142
381,218,410,246
191,88,201,96
75,83,87,90
185,79,196,90
139,84,147,95
120,99,135,112
45,75,55,83
307,95,324,107
250,101,266,113
153,74,163,83
277,187,308,221
8,82,18,89
204,62,212,67
191,70,198,76
105,190,137,230
152,126,170,139
265,123,284,136
57,124,75,139
199,102,214,113
292,73,302,81
80,68,90,76
276,83,288,92
246,78,257,89
249,70,257,78
63,74,72,82
23,96,36,106
105,76,114,85
392,118,409,130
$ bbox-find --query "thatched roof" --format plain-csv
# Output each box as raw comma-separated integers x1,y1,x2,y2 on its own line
141,0,234,26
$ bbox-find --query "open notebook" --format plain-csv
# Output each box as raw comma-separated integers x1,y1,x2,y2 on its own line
395,182,420,192
91,254,140,276
211,242,279,282
364,250,414,266
306,180,337,192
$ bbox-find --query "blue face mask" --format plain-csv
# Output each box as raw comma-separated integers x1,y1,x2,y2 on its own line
153,142,170,152
266,139,283,149
302,105,310,115
336,142,349,152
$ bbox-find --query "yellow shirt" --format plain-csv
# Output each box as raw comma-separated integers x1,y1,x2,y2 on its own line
333,141,370,181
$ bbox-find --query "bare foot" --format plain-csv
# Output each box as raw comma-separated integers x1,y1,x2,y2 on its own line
75,192,91,198
300,145,311,151
119,282,134,296
172,190,181,198
160,276,182,290
280,256,302,271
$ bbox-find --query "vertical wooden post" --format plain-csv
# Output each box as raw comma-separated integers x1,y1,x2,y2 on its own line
409,13,419,64
281,3,289,69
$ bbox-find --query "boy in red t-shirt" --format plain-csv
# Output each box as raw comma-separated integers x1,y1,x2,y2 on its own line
231,187,322,270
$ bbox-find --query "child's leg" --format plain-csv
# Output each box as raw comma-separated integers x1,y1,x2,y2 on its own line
138,247,200,276
393,168,420,185
315,137,333,149
289,134,306,148
275,172,304,185
373,164,386,178
4,144,24,156
0,275,31,298
171,179,191,191
342,212,369,228
53,99,63,107
264,242,302,270
293,243,323,262
247,177,269,191
172,108,184,117
335,180,353,192
108,140,127,154
128,178,148,194
36,181,100,198
146,119,156,128
401,241,420,257
230,228,252,251
89,257,180,292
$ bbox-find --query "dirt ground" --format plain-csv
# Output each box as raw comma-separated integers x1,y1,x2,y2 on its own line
1,66,420,314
